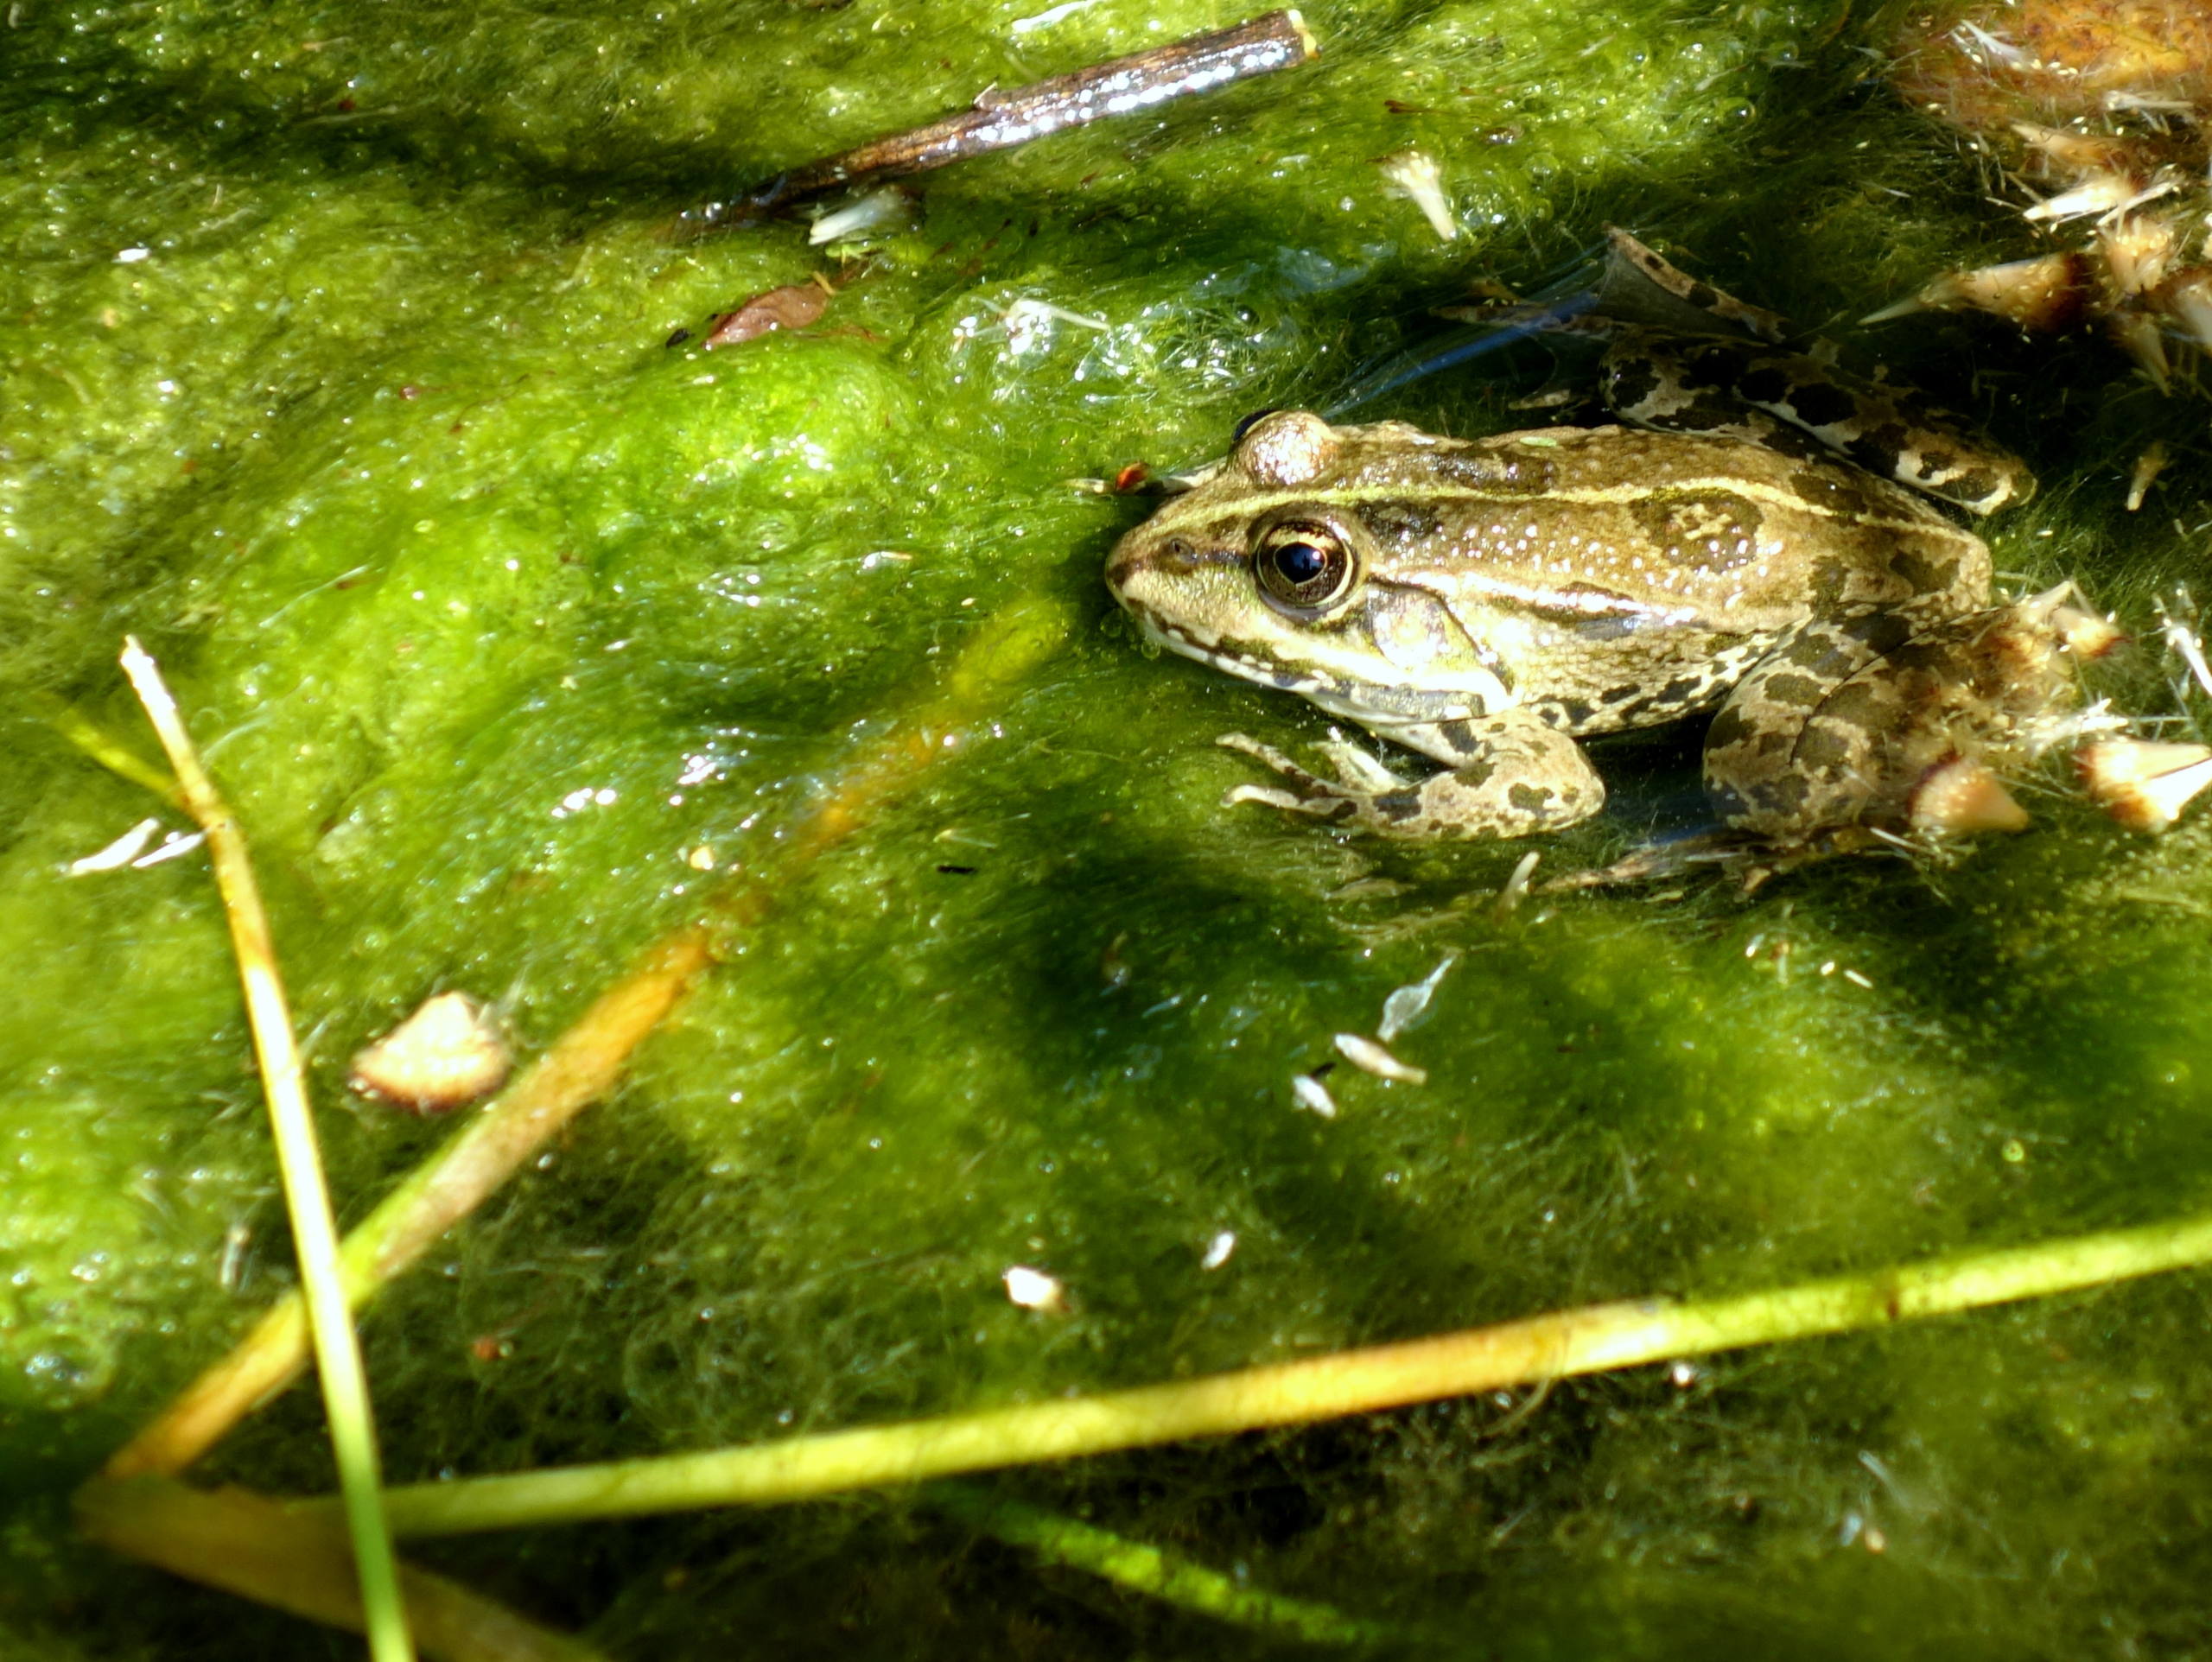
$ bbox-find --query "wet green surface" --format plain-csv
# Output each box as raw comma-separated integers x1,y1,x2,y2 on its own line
7,1,2212,1656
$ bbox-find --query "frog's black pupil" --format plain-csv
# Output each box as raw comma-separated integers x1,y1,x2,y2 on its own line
1274,542,1328,584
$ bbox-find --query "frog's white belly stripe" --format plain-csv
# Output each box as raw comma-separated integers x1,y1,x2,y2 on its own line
1141,615,1509,717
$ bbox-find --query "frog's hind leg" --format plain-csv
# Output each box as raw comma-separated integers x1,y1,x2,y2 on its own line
1704,601,2090,841
1219,711,1605,841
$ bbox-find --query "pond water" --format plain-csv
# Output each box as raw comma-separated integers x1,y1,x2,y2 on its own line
7,1,2212,1655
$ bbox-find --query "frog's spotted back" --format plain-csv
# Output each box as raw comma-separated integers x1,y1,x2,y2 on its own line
1600,329,2034,515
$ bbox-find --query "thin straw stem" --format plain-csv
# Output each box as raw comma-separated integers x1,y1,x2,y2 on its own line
102,595,1077,1482
99,925,718,1483
76,1477,607,1662
118,638,415,1662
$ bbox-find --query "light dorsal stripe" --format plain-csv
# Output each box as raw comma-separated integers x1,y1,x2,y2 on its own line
1165,476,1939,539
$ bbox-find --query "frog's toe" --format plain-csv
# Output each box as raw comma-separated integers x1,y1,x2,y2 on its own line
1224,780,1357,821
1216,731,1304,776
1217,733,1364,823
1315,731,1412,793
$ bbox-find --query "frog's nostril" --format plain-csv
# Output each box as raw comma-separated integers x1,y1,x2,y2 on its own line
1103,541,1147,591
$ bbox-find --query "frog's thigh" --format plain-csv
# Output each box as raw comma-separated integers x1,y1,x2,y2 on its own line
1220,712,1605,841
1704,609,1977,836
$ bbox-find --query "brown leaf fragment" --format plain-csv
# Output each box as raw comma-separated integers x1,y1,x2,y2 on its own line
702,282,830,348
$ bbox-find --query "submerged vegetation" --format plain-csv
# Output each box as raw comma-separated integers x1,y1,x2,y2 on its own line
8,0,2212,1655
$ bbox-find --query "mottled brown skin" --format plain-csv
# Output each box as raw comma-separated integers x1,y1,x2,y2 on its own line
1598,329,2035,517
1106,409,2038,841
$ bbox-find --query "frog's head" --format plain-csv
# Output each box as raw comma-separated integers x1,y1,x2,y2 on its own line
1104,409,1512,726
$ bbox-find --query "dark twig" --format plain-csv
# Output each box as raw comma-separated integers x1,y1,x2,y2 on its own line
694,10,1318,227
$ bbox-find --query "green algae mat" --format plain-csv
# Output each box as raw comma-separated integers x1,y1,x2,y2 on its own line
9,1,2212,1656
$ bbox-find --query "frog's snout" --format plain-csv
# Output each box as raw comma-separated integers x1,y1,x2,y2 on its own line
1106,529,1228,597
1103,530,1179,610
1101,532,1144,599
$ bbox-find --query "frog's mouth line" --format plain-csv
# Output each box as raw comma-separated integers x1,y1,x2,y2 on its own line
1131,609,1338,699
1126,606,1503,730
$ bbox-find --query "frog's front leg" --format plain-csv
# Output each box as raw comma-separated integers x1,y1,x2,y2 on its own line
1219,710,1605,840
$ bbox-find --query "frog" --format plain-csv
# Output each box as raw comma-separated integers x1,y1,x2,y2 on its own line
1103,232,2118,849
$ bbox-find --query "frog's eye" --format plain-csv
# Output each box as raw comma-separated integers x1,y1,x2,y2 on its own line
1231,407,1284,445
1234,409,1338,486
1253,521,1356,613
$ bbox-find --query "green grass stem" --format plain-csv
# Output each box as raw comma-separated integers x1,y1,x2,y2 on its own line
929,1481,1395,1646
346,1210,2212,1537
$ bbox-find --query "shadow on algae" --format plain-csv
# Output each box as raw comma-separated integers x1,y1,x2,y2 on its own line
6,0,2212,1657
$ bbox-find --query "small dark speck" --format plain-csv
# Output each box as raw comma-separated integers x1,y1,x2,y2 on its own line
936,864,978,876
1312,1060,1338,1079
665,327,694,348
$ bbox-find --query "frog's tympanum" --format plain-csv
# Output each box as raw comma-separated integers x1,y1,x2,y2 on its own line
1105,235,2171,852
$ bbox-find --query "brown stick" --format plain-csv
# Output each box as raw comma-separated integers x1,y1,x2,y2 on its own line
697,10,1318,225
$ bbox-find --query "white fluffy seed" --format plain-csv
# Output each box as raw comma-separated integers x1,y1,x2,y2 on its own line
1378,953,1459,1043
2127,440,2170,512
1378,149,1457,243
1001,1265,1068,1311
807,185,915,245
1291,1073,1339,1119
1333,1032,1427,1085
1909,757,2031,836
